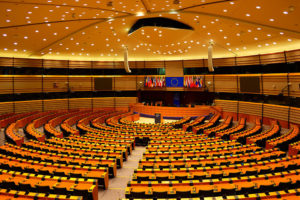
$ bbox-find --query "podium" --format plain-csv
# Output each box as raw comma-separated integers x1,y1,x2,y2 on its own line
154,113,163,124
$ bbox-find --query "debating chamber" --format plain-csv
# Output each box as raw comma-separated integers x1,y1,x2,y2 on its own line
0,0,300,199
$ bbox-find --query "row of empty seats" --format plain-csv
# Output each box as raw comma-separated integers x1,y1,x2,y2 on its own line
0,107,300,200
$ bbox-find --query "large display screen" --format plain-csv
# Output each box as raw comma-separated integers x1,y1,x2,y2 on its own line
94,78,113,90
240,76,260,93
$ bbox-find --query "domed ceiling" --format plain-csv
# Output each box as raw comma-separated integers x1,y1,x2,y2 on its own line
0,0,299,61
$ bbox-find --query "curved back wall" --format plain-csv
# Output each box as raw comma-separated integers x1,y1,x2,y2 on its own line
215,99,300,129
0,97,137,114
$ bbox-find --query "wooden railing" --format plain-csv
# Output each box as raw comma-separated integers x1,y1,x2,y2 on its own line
130,103,221,117
215,99,300,128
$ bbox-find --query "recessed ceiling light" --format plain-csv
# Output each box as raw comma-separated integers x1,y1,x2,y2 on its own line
269,18,275,21
256,6,261,9
283,11,288,14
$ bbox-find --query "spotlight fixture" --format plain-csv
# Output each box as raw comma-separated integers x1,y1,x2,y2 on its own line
173,0,180,4
107,1,113,7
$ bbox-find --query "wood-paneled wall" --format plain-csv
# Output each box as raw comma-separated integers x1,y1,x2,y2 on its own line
289,73,300,97
0,73,299,96
0,76,13,94
0,102,14,114
262,74,288,96
14,100,43,113
165,61,183,77
15,76,42,93
214,75,238,93
0,49,299,69
43,99,68,111
215,99,298,128
114,77,137,91
0,97,137,114
131,104,213,117
290,107,300,125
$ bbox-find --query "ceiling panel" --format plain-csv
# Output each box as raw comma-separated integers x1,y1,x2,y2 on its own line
0,0,299,61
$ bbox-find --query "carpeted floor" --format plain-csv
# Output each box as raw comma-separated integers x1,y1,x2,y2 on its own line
98,146,146,200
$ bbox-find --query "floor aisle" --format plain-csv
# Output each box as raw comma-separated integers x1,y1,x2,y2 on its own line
98,146,147,200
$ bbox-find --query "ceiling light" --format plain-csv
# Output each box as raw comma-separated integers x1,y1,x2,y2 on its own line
136,12,144,16
169,10,178,14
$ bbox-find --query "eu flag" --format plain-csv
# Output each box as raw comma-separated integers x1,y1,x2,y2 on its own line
166,77,184,87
